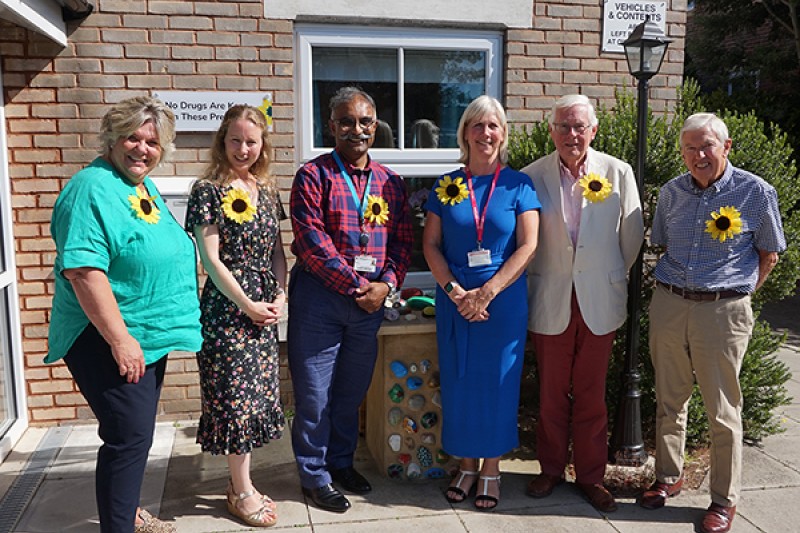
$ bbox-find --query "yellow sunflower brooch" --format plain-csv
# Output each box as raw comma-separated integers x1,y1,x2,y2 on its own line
435,175,469,206
705,206,743,242
222,188,256,224
128,188,160,224
365,195,389,225
579,173,612,203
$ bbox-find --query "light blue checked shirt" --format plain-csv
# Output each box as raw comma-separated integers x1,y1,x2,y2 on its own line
652,163,786,293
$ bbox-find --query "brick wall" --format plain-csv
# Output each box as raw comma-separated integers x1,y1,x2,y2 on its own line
5,0,686,425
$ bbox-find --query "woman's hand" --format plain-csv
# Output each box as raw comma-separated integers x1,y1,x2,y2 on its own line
109,334,146,383
454,286,492,322
245,291,286,327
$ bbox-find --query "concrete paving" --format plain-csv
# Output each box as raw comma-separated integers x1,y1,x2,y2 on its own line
2,324,799,531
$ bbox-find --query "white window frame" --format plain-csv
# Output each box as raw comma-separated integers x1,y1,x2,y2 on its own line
295,24,503,178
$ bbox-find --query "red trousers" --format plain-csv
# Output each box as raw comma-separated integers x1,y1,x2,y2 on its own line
532,293,615,484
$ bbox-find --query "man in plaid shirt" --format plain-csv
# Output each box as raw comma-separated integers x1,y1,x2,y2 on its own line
288,86,412,513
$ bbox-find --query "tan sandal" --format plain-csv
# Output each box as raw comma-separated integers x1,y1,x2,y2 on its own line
227,479,277,512
445,469,478,503
226,488,278,527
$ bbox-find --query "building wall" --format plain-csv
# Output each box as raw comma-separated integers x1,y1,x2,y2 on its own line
4,0,686,425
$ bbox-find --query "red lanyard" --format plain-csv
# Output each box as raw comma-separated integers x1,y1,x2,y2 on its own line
465,163,501,248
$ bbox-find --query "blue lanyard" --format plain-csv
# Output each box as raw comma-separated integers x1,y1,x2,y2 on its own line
332,150,373,228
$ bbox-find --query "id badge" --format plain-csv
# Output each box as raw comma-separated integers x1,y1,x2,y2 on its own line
467,248,492,267
354,254,377,273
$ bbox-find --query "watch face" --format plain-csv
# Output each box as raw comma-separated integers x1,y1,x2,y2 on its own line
445,282,455,293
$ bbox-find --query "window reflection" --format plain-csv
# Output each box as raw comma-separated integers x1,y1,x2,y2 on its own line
0,288,17,436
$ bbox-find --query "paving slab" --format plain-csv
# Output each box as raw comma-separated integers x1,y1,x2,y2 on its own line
741,443,800,488
737,486,800,532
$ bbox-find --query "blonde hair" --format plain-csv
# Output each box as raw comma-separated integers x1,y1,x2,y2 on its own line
98,96,176,163
200,105,274,190
456,95,509,165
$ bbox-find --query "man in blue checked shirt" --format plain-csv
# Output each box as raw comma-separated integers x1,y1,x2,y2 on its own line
641,113,786,533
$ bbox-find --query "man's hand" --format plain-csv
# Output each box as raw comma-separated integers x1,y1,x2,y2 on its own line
354,282,390,313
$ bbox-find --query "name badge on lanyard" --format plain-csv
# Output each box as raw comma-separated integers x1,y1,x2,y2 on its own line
465,164,501,268
354,254,377,272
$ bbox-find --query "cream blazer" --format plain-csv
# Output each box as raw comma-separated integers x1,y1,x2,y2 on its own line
522,149,644,336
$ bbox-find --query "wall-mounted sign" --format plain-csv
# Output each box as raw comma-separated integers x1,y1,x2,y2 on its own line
602,1,667,54
152,91,274,132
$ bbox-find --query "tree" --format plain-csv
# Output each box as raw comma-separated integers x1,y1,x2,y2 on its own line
686,1,800,151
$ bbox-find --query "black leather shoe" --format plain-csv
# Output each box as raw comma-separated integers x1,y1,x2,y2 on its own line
302,483,351,513
330,466,372,494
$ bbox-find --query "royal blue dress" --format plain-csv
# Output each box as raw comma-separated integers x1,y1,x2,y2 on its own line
426,166,540,458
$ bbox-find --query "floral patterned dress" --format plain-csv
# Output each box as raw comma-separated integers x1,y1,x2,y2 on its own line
185,180,285,455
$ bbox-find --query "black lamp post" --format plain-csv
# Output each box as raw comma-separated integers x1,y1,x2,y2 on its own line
610,15,672,467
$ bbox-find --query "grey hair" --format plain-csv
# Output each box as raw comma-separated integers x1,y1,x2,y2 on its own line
549,94,598,127
680,112,729,147
97,96,176,163
456,95,509,165
328,86,376,118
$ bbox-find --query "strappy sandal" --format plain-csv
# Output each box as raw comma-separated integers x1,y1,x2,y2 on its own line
226,488,278,528
474,474,501,511
445,469,479,503
227,479,277,512
134,509,176,533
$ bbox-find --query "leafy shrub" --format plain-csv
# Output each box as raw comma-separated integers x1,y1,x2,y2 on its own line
509,79,797,448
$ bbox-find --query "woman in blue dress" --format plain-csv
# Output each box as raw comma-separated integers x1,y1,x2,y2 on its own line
423,95,540,510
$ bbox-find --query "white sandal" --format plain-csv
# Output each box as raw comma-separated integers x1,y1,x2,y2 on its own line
445,469,479,503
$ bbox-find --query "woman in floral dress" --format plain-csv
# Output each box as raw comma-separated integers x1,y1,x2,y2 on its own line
186,105,286,528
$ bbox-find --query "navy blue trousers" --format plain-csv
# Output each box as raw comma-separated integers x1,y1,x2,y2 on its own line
64,324,166,533
287,269,383,489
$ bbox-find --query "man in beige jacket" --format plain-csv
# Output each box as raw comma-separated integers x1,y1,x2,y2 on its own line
522,94,644,513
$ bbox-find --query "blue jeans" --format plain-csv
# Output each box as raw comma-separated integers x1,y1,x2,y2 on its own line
287,269,383,489
64,324,166,533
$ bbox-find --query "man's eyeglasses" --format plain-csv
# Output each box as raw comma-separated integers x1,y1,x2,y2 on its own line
552,122,589,135
333,117,377,131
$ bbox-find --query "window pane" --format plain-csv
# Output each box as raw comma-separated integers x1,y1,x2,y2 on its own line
0,287,17,437
312,47,399,148
404,50,486,149
406,176,441,273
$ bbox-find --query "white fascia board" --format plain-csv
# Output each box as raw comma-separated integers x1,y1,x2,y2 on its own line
0,0,67,47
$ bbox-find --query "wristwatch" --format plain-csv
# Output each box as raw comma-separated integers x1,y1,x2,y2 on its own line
383,281,397,298
444,281,460,294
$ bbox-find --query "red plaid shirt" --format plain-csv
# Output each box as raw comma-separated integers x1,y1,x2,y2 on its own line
290,151,413,296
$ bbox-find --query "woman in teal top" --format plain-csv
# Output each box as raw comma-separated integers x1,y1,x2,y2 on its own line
47,96,202,533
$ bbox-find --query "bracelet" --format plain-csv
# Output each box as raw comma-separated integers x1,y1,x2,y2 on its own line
275,287,285,296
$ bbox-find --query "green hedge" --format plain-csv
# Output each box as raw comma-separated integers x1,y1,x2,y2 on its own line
509,80,797,447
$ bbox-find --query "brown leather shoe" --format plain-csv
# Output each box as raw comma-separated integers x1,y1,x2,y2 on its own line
526,473,563,498
640,478,684,510
701,503,736,533
577,482,618,513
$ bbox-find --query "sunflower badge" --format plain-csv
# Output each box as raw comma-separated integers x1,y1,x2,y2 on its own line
435,175,469,206
365,195,389,225
258,96,273,128
705,206,743,242
579,173,612,203
222,188,257,224
128,188,160,224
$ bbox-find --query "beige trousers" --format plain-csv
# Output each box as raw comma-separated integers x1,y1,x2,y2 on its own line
649,284,754,507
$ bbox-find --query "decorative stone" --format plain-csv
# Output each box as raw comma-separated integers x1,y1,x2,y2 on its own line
427,372,440,389
388,407,403,426
402,416,418,434
388,433,402,452
407,394,425,411
390,360,408,378
384,307,400,321
436,449,450,464
409,363,418,373
397,453,411,465
421,432,436,445
404,436,416,450
422,305,436,317
426,467,446,479
387,464,404,479
406,376,423,390
417,446,433,467
404,313,417,321
388,383,405,403
421,411,438,429
406,462,422,479
420,359,432,374
431,390,442,407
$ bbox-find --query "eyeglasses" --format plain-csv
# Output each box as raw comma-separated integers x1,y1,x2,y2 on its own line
553,123,589,135
333,117,377,131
